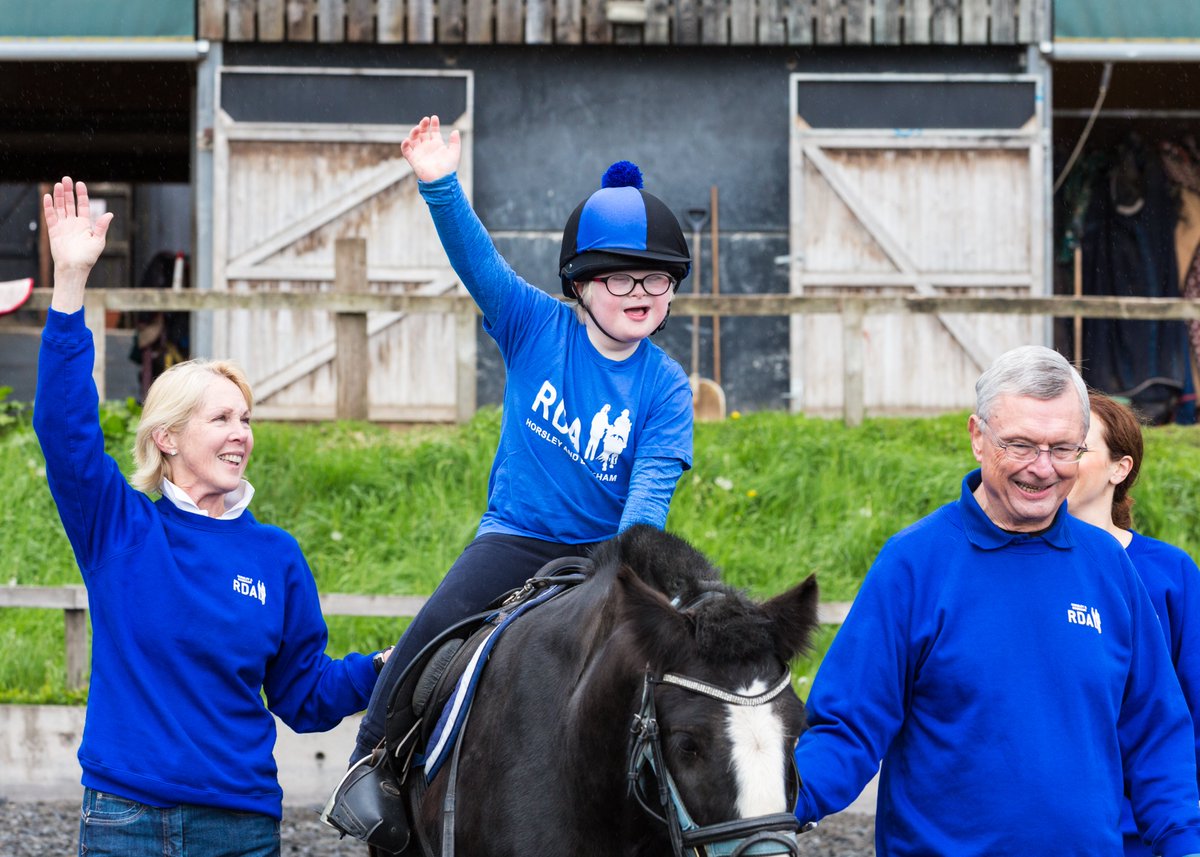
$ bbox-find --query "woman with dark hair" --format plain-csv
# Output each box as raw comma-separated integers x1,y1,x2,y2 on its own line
1068,390,1200,857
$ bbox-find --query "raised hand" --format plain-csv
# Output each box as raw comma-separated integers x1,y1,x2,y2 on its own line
43,177,114,312
401,115,461,183
44,177,113,272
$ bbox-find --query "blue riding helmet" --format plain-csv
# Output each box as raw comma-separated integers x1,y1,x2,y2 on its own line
558,161,691,298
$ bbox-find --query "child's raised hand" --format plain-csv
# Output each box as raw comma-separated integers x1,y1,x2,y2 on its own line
43,177,113,273
401,115,461,183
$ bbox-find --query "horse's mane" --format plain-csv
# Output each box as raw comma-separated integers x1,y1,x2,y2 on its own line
594,525,793,666
591,523,721,600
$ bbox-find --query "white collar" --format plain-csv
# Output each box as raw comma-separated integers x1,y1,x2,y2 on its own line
159,477,255,520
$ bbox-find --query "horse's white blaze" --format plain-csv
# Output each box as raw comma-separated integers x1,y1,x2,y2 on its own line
724,679,788,817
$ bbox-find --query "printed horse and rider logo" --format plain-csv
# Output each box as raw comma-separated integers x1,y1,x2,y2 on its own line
529,379,632,477
1067,603,1101,634
234,575,267,605
585,404,631,472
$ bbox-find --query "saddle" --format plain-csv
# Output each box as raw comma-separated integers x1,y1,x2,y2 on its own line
321,556,592,856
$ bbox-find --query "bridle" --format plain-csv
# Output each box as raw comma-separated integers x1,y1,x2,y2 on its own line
626,669,804,857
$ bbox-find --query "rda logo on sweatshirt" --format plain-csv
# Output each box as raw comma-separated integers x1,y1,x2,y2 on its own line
234,574,267,606
1068,602,1101,634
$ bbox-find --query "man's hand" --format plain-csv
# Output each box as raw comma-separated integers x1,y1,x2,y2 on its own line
400,115,461,183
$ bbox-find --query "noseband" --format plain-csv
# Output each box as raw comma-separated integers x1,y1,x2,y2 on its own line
626,670,803,857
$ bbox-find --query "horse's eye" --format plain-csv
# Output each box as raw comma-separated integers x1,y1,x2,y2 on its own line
673,732,701,757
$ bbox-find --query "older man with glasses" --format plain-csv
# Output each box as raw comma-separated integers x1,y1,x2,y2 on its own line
793,345,1200,857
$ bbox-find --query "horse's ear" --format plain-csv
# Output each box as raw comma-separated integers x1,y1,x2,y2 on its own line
616,563,692,667
762,574,820,663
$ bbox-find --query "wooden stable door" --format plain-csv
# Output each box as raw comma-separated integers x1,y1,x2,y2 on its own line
212,67,474,421
788,73,1046,415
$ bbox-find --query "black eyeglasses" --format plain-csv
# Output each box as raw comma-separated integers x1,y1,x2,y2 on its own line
978,419,1088,466
592,272,676,297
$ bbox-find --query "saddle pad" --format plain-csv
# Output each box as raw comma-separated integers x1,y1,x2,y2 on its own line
420,582,567,780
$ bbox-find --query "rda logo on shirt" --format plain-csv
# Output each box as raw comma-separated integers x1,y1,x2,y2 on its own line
529,380,632,476
1068,602,1101,634
234,574,267,606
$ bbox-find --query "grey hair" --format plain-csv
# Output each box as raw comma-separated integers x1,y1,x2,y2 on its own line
975,345,1089,433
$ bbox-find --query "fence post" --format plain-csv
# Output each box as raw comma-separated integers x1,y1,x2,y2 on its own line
64,608,87,690
334,238,369,421
83,290,107,402
455,308,477,424
842,297,865,427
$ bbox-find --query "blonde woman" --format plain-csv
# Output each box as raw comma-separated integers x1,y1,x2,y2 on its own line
34,177,388,857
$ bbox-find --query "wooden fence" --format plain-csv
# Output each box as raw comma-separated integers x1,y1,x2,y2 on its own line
23,285,1200,427
12,285,1200,690
0,586,853,690
197,0,1044,46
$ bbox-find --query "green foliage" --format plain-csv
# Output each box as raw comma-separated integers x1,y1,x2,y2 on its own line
4,406,1199,704
1134,425,1200,558
0,397,141,591
0,608,90,705
671,411,974,601
98,397,142,444
0,385,31,435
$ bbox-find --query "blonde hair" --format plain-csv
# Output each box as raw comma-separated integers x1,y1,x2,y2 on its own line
570,280,592,323
131,359,254,494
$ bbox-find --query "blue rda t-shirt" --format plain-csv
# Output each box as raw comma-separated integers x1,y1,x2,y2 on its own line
418,172,693,545
480,285,692,543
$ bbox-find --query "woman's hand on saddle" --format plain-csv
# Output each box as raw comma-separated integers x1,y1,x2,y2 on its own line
401,115,461,184
43,177,114,314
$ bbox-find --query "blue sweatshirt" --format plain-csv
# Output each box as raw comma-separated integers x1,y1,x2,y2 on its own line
794,470,1200,857
1120,532,1200,848
34,309,377,819
419,173,692,540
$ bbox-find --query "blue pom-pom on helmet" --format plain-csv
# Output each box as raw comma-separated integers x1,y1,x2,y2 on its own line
601,161,644,190
558,160,690,298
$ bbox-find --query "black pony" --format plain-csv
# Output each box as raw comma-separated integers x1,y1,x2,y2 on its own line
343,524,820,857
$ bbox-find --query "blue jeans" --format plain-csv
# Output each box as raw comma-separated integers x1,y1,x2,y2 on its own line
78,788,280,857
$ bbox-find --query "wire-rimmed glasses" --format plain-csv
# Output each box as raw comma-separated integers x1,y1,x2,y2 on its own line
978,419,1088,466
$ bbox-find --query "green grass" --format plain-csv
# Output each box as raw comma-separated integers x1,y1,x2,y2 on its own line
3,396,1199,703
1134,424,1200,558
